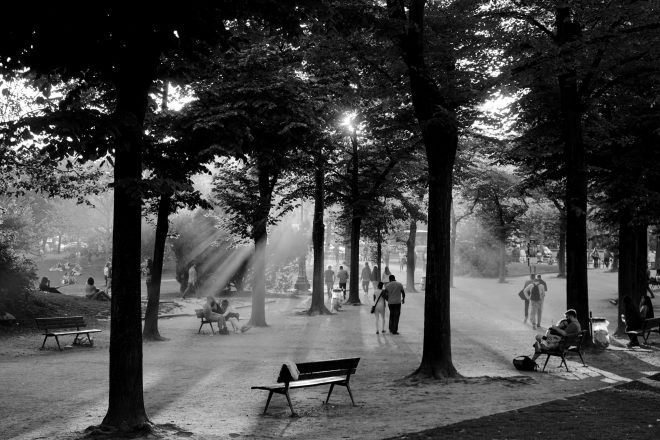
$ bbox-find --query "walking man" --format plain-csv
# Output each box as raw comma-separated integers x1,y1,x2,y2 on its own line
384,275,405,334
324,265,335,299
337,265,349,300
524,277,546,330
360,262,371,296
536,274,547,292
522,274,534,324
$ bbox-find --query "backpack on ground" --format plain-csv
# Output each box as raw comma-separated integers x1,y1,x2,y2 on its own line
530,284,541,301
513,355,538,372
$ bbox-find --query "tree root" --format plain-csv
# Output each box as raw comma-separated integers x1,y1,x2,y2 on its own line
83,422,193,439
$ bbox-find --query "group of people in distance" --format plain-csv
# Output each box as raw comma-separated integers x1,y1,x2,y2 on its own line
202,296,250,335
323,262,405,335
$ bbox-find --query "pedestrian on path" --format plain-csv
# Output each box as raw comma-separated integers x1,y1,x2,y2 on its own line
384,275,405,334
370,264,380,291
337,265,349,300
521,274,534,324
536,274,547,291
523,277,546,330
360,262,371,296
324,265,335,299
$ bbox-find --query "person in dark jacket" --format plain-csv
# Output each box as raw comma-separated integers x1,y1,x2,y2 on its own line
640,295,654,320
622,295,644,347
39,277,61,294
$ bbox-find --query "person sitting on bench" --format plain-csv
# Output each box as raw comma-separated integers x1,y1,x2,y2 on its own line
622,295,644,347
39,277,61,294
203,296,228,333
530,309,581,362
640,294,654,320
219,299,250,333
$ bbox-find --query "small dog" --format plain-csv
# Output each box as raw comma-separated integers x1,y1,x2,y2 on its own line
373,282,387,334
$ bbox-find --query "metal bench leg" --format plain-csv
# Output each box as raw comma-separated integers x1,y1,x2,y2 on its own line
325,384,335,404
210,322,215,335
542,355,551,372
41,335,49,349
198,322,204,334
578,351,586,366
263,391,274,414
345,382,356,406
560,355,569,372
54,335,62,351
285,390,296,417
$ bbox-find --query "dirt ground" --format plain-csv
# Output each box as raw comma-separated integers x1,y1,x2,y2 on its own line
1,268,659,440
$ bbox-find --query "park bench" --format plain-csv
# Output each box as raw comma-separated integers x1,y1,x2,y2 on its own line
35,316,101,350
540,330,587,372
195,309,216,334
251,357,360,416
626,317,660,344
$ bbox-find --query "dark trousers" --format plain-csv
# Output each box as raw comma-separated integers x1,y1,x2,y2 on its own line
339,283,347,299
524,299,530,318
388,304,402,333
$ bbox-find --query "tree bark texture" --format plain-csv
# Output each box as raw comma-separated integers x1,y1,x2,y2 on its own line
406,221,417,292
102,46,158,429
616,212,648,335
347,215,363,304
249,158,275,326
450,204,457,288
347,130,362,305
143,193,171,341
308,152,331,315
388,0,458,378
557,6,589,334
557,211,567,278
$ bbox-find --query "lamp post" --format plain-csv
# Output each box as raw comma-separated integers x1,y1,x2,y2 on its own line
294,201,310,293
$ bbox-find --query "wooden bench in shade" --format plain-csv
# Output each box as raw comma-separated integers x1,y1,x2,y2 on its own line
251,357,360,416
195,309,216,334
35,316,101,350
626,317,660,344
540,330,587,372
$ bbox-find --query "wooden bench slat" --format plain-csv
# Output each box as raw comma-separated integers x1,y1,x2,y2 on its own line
47,329,102,336
253,357,360,416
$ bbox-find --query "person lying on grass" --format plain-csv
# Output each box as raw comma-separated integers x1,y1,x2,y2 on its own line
530,309,581,362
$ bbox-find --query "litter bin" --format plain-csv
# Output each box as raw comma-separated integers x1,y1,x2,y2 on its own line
590,316,610,348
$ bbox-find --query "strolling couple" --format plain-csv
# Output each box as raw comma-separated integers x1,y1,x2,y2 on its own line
373,275,405,335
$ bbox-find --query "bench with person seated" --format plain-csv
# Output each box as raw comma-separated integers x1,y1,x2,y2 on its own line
251,357,360,416
195,309,216,334
35,316,101,350
626,317,660,344
540,330,587,372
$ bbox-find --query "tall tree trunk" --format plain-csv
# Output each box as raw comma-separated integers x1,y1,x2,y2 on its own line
346,128,362,305
346,214,362,304
406,221,417,292
389,0,458,378
557,6,589,335
143,193,171,341
617,211,634,335
557,211,567,278
376,227,382,279
143,82,171,341
497,234,506,283
57,234,62,254
308,151,331,315
102,50,157,429
249,159,274,327
450,203,457,288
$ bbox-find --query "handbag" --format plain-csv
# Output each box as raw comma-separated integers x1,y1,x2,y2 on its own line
513,355,538,371
518,290,526,300
371,291,386,314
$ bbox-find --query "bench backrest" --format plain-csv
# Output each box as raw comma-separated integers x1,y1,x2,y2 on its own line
564,330,587,350
643,317,660,330
35,316,86,330
276,357,360,383
195,309,204,319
